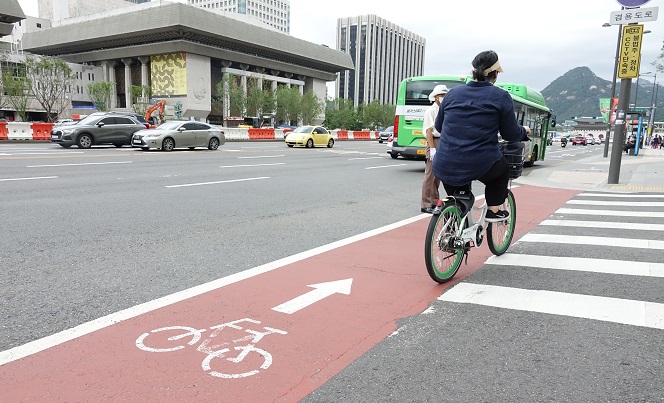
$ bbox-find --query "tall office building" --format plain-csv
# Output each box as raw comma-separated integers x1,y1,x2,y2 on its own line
337,15,425,106
187,0,290,33
38,0,151,21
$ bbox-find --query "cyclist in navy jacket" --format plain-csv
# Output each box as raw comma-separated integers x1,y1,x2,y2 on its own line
433,50,530,221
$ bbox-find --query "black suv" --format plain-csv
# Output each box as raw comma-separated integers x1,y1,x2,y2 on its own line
50,113,146,148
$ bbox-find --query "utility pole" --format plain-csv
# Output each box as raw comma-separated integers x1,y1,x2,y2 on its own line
608,23,644,184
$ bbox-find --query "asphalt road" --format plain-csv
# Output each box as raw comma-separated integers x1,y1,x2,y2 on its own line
6,140,656,402
0,140,433,351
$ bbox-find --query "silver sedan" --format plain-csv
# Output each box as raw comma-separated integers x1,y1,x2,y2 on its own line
131,121,225,151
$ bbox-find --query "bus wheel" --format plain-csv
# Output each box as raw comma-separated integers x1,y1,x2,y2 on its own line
524,145,537,167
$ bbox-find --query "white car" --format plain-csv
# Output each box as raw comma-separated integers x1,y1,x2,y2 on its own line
586,136,595,145
131,121,225,151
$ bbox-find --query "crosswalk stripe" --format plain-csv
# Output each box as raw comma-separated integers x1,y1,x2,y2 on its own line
579,193,664,199
556,208,664,218
540,220,664,231
438,283,664,330
519,233,664,250
486,254,664,277
567,200,664,207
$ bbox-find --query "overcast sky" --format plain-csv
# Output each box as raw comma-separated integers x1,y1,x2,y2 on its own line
16,0,663,92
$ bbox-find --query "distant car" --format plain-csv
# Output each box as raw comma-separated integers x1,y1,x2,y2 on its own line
131,121,225,151
378,126,394,143
285,125,334,148
50,113,146,148
586,135,595,145
53,118,75,126
572,135,586,146
89,111,150,129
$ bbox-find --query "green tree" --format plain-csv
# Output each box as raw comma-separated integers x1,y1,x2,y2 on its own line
87,81,114,112
362,99,383,130
215,74,245,118
381,103,396,128
299,91,323,125
275,85,300,125
130,84,152,116
0,51,8,111
2,65,31,121
245,78,275,119
24,56,74,122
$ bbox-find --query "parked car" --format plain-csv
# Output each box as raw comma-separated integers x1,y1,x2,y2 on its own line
378,126,394,143
53,118,75,126
50,113,146,148
88,111,150,129
131,121,225,151
572,135,587,146
285,125,334,148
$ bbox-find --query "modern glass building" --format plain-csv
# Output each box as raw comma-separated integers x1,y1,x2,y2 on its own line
336,15,425,107
187,0,290,33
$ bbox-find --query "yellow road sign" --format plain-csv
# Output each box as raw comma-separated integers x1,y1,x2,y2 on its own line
618,24,644,79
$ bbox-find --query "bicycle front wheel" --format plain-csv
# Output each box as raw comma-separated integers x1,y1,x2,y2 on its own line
424,202,464,283
487,189,516,255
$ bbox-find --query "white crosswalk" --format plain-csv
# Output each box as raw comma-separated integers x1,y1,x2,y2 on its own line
440,191,664,331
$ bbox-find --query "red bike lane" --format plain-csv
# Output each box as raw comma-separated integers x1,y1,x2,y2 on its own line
0,185,579,401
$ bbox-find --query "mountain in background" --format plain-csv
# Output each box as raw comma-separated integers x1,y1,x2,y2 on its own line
541,66,663,123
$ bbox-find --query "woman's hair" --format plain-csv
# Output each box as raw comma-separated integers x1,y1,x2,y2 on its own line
471,50,500,82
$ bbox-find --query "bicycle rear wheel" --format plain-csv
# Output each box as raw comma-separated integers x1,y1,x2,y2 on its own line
487,189,516,255
424,202,465,283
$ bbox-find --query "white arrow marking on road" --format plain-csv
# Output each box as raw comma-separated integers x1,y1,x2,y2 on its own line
272,278,353,314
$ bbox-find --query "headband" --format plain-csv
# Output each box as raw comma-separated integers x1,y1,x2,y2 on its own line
482,60,503,76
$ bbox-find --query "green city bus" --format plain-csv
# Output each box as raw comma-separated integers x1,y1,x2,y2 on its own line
390,75,554,166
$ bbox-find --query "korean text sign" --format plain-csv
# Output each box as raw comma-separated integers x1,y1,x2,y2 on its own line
618,24,643,79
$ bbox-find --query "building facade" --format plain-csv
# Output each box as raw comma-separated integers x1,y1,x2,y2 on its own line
11,2,352,124
336,15,425,107
187,0,290,34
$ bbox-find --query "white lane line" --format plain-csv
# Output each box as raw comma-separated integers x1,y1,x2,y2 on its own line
237,155,285,159
439,283,664,330
219,163,285,168
349,157,384,160
365,164,408,170
567,200,664,207
0,212,429,366
166,176,270,188
12,152,85,156
579,193,664,198
519,233,664,250
541,220,664,231
486,254,664,278
556,208,664,218
0,176,58,182
27,161,132,168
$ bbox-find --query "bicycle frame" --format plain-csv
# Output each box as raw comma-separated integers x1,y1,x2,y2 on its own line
434,189,487,249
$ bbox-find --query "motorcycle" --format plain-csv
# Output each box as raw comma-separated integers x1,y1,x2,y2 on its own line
561,138,568,148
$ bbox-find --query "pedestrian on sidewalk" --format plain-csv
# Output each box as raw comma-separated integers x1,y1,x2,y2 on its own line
420,84,448,214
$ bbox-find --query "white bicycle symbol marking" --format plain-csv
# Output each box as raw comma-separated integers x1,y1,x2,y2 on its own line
135,318,287,379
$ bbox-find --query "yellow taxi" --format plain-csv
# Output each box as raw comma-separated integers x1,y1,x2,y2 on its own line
284,125,335,148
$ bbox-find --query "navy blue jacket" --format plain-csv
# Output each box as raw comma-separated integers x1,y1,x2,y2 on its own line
433,81,527,186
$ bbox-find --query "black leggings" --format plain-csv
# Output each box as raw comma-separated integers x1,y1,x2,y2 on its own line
442,157,509,206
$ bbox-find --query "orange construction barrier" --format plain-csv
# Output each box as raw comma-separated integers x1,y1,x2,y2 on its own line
0,122,8,140
31,122,54,140
248,128,276,140
352,131,371,140
337,130,349,140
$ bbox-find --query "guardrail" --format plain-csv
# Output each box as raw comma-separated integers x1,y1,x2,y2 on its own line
0,123,381,142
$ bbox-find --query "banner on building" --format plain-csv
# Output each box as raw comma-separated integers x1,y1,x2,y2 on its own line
150,53,187,97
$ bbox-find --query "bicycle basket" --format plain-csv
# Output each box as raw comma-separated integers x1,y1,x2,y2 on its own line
500,141,525,179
